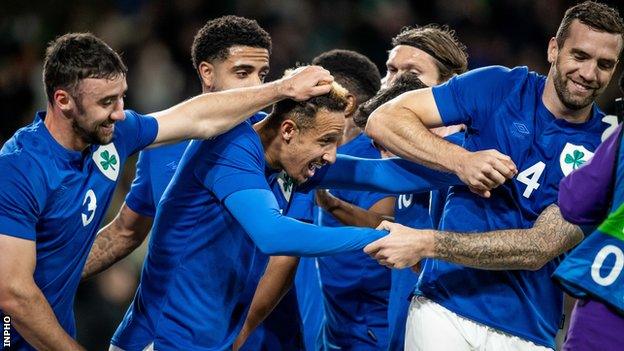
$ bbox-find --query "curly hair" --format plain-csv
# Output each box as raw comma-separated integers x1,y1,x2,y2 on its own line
43,33,127,103
354,72,427,128
191,15,272,69
392,24,468,82
311,49,381,103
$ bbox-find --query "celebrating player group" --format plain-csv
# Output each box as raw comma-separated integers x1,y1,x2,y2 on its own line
1,1,623,350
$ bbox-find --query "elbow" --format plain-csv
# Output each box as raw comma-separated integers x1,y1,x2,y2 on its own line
364,107,390,141
0,281,33,315
251,231,287,256
256,243,286,256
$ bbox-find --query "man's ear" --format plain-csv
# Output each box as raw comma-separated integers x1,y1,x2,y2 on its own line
198,61,215,90
53,89,74,114
345,94,358,117
280,119,298,143
547,37,558,64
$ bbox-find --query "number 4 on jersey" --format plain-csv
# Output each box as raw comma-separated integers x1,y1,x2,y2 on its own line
517,161,546,198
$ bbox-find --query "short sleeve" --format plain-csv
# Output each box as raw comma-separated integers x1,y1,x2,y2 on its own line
0,155,46,240
431,66,523,130
125,150,156,217
201,125,270,201
117,110,159,155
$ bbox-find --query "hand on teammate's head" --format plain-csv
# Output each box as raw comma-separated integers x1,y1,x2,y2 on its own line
277,65,334,101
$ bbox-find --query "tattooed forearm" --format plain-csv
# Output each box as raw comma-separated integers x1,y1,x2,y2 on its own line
433,204,583,270
82,204,152,280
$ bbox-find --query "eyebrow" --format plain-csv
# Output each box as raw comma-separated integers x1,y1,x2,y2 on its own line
232,64,270,71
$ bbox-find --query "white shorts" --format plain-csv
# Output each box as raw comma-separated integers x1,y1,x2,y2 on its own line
405,296,552,351
109,342,154,351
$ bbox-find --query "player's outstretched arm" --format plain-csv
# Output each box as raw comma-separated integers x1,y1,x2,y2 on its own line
233,256,299,350
149,65,333,147
82,203,152,280
313,154,462,194
224,189,387,256
365,204,582,270
365,88,517,197
0,235,85,351
315,190,395,228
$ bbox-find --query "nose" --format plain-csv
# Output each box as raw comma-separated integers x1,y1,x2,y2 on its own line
578,60,598,84
322,145,338,164
110,98,126,121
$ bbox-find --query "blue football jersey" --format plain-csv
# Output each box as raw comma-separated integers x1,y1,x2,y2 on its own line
387,131,464,351
126,112,266,217
112,119,336,350
419,66,612,348
240,170,310,351
0,111,157,350
289,192,325,351
315,133,392,349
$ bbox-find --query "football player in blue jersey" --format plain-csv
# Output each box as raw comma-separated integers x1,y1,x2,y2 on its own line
313,25,469,351
80,16,304,351
291,49,394,351
108,76,395,351
364,1,623,350
81,14,273,283
311,50,391,351
0,32,333,350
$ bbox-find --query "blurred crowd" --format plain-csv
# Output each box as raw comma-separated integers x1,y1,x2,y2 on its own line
1,0,623,349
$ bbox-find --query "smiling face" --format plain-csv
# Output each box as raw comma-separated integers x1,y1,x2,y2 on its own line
549,20,622,110
66,75,127,145
383,45,442,88
203,45,270,92
279,109,345,183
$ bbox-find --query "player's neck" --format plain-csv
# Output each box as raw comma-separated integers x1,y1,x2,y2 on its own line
255,121,282,170
341,117,361,146
44,105,89,152
542,77,592,124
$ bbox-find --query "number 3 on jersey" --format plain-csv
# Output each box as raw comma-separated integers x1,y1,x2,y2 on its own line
517,162,546,198
82,189,97,226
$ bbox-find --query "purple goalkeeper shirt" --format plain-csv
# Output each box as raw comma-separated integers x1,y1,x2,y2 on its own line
558,124,624,351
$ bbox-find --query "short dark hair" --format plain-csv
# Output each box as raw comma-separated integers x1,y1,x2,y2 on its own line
556,1,624,49
191,15,272,70
267,69,349,131
354,72,427,128
311,49,381,103
392,24,468,82
43,33,127,104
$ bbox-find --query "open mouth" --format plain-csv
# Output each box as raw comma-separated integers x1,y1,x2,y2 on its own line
306,160,325,178
100,123,114,133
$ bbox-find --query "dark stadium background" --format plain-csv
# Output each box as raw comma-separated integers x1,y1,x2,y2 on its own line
1,1,623,349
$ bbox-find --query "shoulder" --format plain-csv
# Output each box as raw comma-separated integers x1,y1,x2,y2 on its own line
113,109,157,137
212,122,261,152
460,65,530,87
1,124,51,183
0,149,48,199
190,122,264,169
